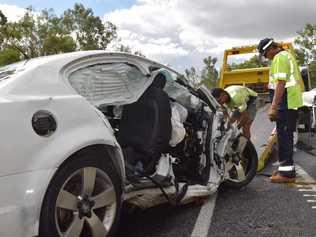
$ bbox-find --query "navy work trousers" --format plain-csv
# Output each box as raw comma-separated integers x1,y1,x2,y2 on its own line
276,109,298,177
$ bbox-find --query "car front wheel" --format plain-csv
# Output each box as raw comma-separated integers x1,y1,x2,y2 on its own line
222,139,258,189
39,148,122,237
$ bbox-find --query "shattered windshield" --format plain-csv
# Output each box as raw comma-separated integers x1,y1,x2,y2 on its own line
0,61,26,81
159,69,201,110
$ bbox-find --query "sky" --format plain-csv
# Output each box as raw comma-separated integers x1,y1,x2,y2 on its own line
0,0,316,72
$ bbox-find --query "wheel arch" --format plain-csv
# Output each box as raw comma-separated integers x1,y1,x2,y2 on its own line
57,143,125,184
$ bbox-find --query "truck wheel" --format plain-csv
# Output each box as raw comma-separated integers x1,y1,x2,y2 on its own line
222,140,258,189
39,148,122,237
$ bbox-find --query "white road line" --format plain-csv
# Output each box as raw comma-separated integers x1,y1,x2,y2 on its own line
296,165,316,186
295,165,316,210
191,193,217,237
298,189,314,192
303,194,316,197
296,185,311,188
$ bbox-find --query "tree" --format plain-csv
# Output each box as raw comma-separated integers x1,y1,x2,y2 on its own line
230,55,269,70
309,60,316,88
38,8,77,55
0,48,21,66
0,4,117,65
0,10,7,45
0,10,21,66
295,23,316,87
200,56,218,88
114,44,146,57
294,23,316,65
116,44,132,53
184,66,200,88
63,3,117,50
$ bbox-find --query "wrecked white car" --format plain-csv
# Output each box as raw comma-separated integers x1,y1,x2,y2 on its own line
0,51,258,237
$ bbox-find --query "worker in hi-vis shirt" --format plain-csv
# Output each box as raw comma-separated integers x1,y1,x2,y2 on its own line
258,38,303,183
211,85,258,139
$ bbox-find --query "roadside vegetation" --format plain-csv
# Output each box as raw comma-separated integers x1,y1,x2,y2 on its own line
0,4,117,64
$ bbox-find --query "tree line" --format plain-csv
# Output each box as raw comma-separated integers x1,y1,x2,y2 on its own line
0,3,142,65
0,4,117,64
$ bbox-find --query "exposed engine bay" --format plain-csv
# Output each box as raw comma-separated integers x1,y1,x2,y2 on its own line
97,71,258,208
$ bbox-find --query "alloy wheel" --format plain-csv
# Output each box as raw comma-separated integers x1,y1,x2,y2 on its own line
55,167,117,237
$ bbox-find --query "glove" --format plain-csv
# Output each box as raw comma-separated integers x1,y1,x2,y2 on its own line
268,107,278,121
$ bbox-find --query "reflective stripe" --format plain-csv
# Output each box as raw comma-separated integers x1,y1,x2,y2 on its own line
290,61,294,74
286,53,296,87
285,75,298,88
269,72,275,89
262,39,273,50
273,72,287,79
278,166,295,171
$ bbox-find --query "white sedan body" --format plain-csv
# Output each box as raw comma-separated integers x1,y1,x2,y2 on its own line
0,51,165,236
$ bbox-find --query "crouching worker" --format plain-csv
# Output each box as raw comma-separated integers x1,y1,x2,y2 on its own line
211,85,258,139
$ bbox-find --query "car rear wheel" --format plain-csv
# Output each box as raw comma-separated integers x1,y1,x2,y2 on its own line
39,148,122,237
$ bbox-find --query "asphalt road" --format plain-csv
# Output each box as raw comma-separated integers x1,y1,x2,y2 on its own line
118,107,316,237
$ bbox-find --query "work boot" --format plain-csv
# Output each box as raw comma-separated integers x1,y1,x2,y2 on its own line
270,173,295,183
271,170,279,177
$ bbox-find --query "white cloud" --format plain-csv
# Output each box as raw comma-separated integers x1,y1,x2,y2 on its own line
104,0,316,72
104,0,218,71
108,29,189,62
0,4,26,22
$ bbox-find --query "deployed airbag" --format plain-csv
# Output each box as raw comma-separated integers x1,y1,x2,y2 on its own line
169,102,188,147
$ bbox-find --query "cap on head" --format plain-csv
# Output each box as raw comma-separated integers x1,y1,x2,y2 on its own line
258,38,274,56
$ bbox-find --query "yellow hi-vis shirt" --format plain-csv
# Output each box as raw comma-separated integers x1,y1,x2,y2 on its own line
225,85,257,112
269,50,303,109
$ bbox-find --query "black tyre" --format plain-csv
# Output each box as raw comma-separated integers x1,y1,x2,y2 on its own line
222,139,258,189
39,148,122,237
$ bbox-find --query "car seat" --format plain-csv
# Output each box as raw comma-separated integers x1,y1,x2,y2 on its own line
118,73,172,175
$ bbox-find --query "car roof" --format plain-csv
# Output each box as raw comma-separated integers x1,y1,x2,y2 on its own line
24,51,142,68
22,51,181,76
0,51,183,85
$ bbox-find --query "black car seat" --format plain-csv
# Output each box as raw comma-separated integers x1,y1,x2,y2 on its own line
118,73,172,174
